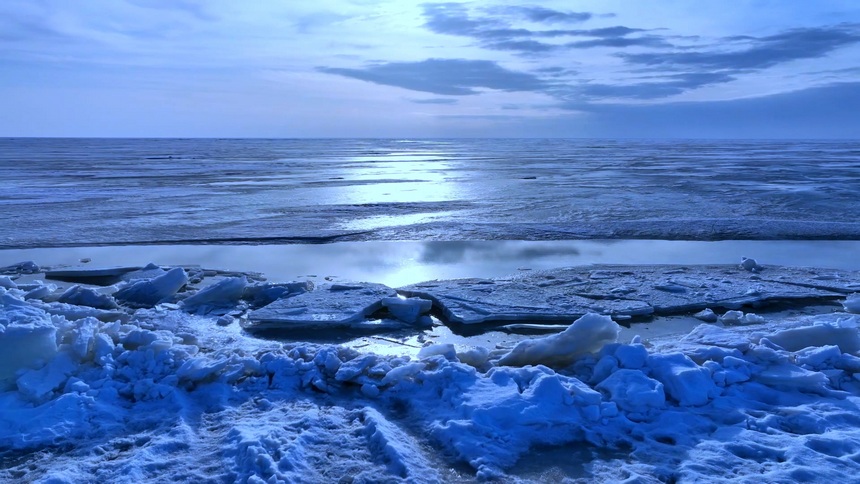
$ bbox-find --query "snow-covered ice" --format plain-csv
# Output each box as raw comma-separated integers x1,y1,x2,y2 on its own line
3,261,860,482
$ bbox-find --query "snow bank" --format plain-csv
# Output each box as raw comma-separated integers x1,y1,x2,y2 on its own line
5,265,860,482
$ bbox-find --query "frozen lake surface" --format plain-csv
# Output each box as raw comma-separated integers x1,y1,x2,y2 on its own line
2,138,860,248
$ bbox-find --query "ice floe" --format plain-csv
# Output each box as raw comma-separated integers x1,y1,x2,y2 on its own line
401,264,860,325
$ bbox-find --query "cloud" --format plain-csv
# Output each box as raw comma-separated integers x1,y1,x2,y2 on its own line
482,39,557,53
318,58,547,95
318,8,859,106
422,82,860,139
125,0,215,21
577,81,860,139
492,6,592,24
421,3,662,55
410,98,458,104
620,24,860,71
567,36,671,49
422,3,503,38
576,72,735,100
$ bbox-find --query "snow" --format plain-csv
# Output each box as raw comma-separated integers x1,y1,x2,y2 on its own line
764,319,860,353
497,313,621,368
595,369,665,414
845,293,860,314
4,262,860,482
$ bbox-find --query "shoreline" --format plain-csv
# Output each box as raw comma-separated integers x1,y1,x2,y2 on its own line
4,239,860,288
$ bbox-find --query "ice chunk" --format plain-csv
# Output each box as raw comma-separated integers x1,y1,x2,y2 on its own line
0,276,16,289
693,308,718,323
24,283,56,301
615,343,648,369
120,262,166,282
181,277,247,313
456,346,490,369
0,293,58,381
69,317,99,360
33,300,129,324
361,407,441,482
648,352,719,406
16,351,76,402
764,323,860,353
418,343,456,361
335,354,378,382
46,265,142,285
654,283,687,293
741,257,761,272
795,345,841,370
595,369,665,413
497,313,620,368
245,283,397,331
681,324,751,352
0,261,39,275
754,363,829,391
114,267,188,307
382,297,432,324
242,281,313,307
719,310,765,326
401,275,652,325
844,294,860,314
57,285,118,310
380,361,425,386
176,357,229,383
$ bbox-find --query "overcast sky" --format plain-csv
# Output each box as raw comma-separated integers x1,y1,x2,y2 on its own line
2,0,859,138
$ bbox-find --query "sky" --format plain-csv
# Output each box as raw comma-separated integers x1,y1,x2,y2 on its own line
1,0,859,138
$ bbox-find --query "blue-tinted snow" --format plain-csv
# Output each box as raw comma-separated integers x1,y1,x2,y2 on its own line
4,262,860,481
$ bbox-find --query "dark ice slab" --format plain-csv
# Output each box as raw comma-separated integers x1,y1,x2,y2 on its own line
46,266,144,285
399,265,859,325
244,283,397,331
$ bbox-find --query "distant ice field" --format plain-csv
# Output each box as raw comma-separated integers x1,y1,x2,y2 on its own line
1,138,859,248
